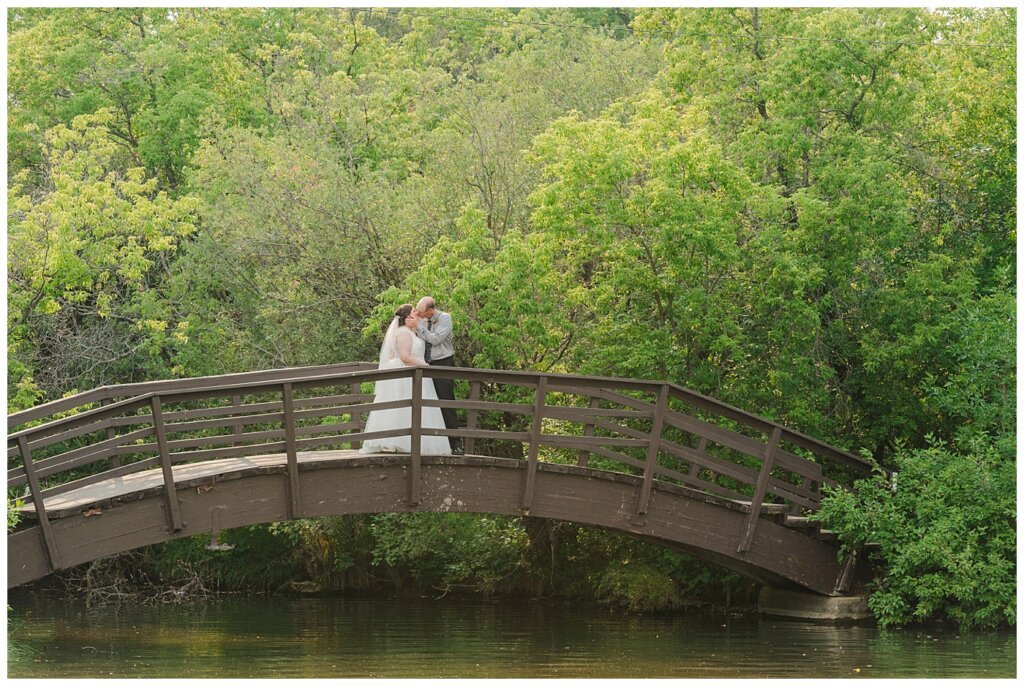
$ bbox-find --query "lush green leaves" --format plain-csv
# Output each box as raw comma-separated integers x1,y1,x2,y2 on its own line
8,8,1014,625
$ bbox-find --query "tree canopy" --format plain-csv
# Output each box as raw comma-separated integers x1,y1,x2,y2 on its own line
7,7,1015,627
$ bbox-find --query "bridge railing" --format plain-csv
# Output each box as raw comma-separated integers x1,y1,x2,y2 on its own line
8,364,874,568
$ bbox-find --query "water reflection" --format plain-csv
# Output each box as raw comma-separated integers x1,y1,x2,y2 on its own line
7,594,1015,678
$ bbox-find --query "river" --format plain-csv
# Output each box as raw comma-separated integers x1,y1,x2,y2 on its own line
6,593,1015,678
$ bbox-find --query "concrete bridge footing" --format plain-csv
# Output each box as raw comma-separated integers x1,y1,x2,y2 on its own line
758,587,872,622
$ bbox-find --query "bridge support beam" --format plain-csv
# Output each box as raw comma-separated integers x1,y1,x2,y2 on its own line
8,455,854,594
758,587,871,622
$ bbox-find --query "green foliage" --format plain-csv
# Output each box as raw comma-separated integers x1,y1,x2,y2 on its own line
7,109,200,395
7,8,1015,624
142,525,300,591
594,563,681,613
817,289,1015,629
818,437,1015,630
7,496,24,531
369,512,527,594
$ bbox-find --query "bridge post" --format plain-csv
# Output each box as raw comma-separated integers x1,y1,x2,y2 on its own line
520,375,548,512
17,436,63,572
636,384,669,516
100,398,121,468
737,426,782,553
282,383,301,518
151,396,184,532
408,368,423,505
464,380,481,455
349,382,363,450
577,396,600,468
231,393,243,447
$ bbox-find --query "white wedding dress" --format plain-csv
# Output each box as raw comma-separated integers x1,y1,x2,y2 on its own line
359,322,452,455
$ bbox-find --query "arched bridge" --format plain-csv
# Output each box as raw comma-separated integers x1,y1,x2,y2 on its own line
7,363,874,594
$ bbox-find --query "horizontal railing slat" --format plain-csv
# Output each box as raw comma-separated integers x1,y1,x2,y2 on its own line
660,441,758,488
540,434,649,450
34,427,156,480
167,441,288,464
653,463,748,502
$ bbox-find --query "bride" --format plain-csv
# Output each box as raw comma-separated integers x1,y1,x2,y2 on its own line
359,304,452,455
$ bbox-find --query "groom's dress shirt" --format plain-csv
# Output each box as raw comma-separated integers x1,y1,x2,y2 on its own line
416,311,454,362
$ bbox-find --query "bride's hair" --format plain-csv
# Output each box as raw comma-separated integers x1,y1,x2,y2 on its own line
394,303,414,326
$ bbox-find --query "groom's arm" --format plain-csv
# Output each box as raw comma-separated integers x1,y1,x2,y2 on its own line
416,312,452,344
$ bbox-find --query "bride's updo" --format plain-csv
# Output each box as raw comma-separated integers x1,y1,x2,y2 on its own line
395,303,414,326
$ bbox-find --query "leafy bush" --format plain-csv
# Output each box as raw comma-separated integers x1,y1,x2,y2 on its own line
369,512,528,594
593,562,681,613
817,290,1015,629
818,438,1014,629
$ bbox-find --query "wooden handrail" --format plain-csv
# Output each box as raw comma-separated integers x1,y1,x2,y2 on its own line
7,364,874,528
7,362,378,429
8,364,868,471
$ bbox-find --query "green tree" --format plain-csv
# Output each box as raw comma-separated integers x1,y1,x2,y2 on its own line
7,110,199,403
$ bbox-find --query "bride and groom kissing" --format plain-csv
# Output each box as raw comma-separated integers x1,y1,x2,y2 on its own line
359,296,465,456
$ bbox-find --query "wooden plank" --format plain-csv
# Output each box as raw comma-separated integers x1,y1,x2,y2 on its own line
231,394,243,447
541,434,648,450
282,383,300,518
31,457,161,503
663,409,769,462
33,426,155,479
464,381,481,455
637,384,670,516
587,415,651,441
295,420,361,437
427,399,533,415
18,436,62,571
691,437,708,476
584,444,646,472
117,428,284,456
653,462,748,502
349,382,363,450
768,475,822,504
408,368,423,505
292,404,370,423
587,387,656,414
101,398,122,469
737,426,782,553
660,441,758,487
543,405,654,421
23,415,112,454
6,362,375,430
293,390,368,409
8,388,106,431
157,441,288,464
149,400,280,424
151,396,183,532
577,396,600,467
7,394,153,443
521,376,547,511
427,428,531,442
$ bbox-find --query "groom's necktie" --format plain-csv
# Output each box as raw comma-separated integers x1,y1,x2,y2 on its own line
424,319,432,363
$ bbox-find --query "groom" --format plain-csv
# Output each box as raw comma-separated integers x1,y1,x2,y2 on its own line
415,296,464,455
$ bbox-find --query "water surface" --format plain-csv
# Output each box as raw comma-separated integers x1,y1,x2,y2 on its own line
7,594,1015,678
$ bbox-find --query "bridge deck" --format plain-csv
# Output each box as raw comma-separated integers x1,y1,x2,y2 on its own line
18,450,787,521
18,450,370,518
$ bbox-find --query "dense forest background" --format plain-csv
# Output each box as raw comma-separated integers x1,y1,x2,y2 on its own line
7,7,1016,628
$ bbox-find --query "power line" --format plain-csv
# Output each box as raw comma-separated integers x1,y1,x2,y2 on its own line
351,7,1015,50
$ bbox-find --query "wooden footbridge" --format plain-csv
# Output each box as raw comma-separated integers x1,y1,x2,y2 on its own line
7,363,874,594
